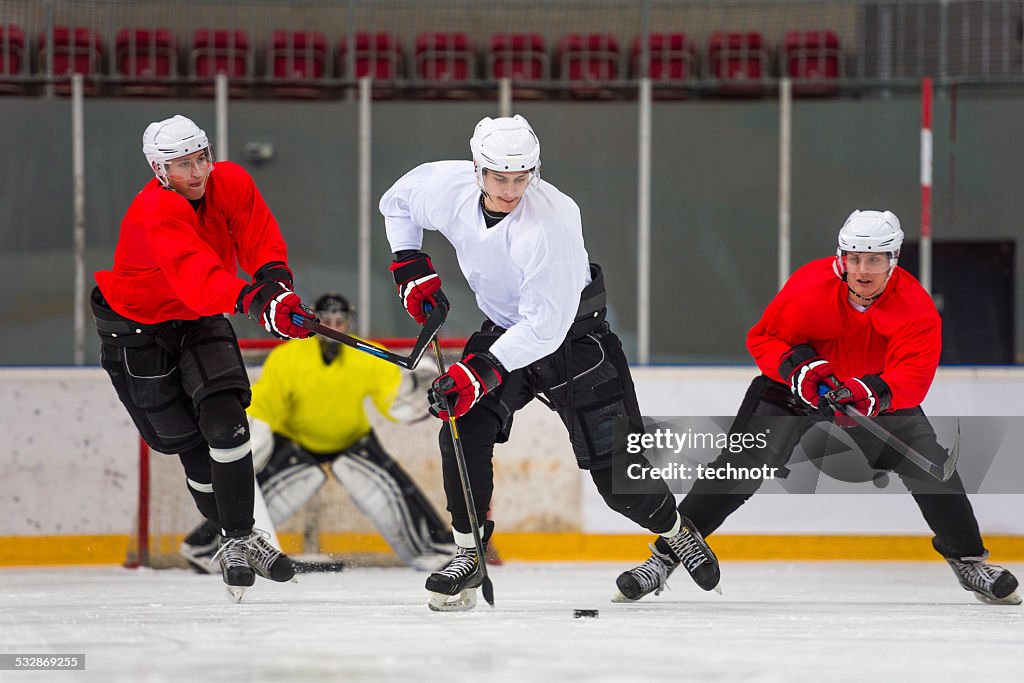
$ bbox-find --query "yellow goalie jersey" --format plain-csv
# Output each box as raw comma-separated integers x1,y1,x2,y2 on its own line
247,337,402,454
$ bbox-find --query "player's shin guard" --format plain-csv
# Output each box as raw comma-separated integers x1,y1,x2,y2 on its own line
426,521,493,611
332,434,455,570
210,445,255,534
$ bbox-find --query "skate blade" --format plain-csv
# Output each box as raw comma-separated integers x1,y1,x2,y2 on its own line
225,585,247,603
713,585,723,595
973,590,1022,606
611,590,639,603
427,589,477,612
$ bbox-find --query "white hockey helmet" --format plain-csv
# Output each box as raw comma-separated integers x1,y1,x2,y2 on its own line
835,209,903,277
469,114,541,188
142,115,212,186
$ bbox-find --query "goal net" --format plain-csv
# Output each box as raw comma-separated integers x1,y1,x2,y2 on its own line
125,335,466,569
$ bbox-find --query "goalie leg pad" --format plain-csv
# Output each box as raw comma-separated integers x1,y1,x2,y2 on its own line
256,437,327,526
332,432,454,570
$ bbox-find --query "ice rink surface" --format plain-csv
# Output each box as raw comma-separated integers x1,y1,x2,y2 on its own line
2,561,1022,683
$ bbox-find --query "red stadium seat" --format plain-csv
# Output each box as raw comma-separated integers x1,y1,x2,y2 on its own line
39,26,104,95
115,28,176,95
338,32,402,81
415,32,476,83
192,29,251,79
268,30,328,97
0,25,27,93
190,29,251,96
783,30,841,95
557,33,620,82
706,31,768,94
488,33,547,81
631,33,695,82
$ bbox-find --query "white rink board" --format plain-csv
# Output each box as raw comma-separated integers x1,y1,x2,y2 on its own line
1,366,1023,537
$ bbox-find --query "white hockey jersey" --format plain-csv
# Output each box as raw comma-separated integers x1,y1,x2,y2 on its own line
380,160,591,371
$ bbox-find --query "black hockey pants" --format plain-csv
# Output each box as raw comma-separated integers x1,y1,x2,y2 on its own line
92,286,255,535
676,374,985,558
438,320,678,536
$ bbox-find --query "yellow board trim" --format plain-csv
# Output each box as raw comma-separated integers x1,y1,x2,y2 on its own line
2,533,1023,566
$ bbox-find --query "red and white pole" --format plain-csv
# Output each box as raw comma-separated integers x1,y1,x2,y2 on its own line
920,76,933,295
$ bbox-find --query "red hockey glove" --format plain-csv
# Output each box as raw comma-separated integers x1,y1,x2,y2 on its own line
779,344,839,409
429,352,505,420
237,280,315,340
389,251,450,325
251,261,294,288
820,375,892,427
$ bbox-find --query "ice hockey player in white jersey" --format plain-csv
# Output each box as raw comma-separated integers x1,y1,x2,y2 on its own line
379,115,720,611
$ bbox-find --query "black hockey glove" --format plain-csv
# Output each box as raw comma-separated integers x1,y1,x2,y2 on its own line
252,261,294,288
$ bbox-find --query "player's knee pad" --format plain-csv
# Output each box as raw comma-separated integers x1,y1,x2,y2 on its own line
196,391,249,450
331,435,454,570
256,438,326,525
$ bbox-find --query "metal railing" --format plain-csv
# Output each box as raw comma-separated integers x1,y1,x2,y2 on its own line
2,1,1024,98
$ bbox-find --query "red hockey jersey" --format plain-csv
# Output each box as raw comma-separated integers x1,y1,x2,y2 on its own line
747,257,941,410
95,161,289,324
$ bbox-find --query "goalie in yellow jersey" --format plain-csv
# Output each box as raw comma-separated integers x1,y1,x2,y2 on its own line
181,292,455,571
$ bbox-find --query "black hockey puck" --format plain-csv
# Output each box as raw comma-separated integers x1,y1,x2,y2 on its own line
573,609,599,618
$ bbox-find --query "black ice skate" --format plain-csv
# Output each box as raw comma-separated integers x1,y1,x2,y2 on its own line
614,516,721,602
213,534,256,603
425,521,493,612
244,529,296,583
179,519,219,574
941,548,1021,606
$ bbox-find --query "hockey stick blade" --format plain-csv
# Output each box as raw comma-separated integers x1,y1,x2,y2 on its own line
432,338,495,608
296,301,446,370
838,405,955,482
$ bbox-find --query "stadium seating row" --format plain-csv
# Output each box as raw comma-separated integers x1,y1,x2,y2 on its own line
0,25,842,96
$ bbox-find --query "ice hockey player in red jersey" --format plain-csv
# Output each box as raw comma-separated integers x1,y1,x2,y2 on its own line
91,114,316,601
615,209,1020,606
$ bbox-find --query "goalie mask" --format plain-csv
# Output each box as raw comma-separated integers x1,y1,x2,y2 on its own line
470,114,541,191
142,115,214,189
314,292,354,363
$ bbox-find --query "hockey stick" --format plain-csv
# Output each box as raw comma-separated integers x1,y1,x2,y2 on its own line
295,300,447,370
431,337,495,607
821,383,959,482
835,405,960,482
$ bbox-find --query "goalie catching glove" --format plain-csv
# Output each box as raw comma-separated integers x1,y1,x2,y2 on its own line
819,374,892,427
429,352,506,420
390,251,450,325
237,279,316,340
